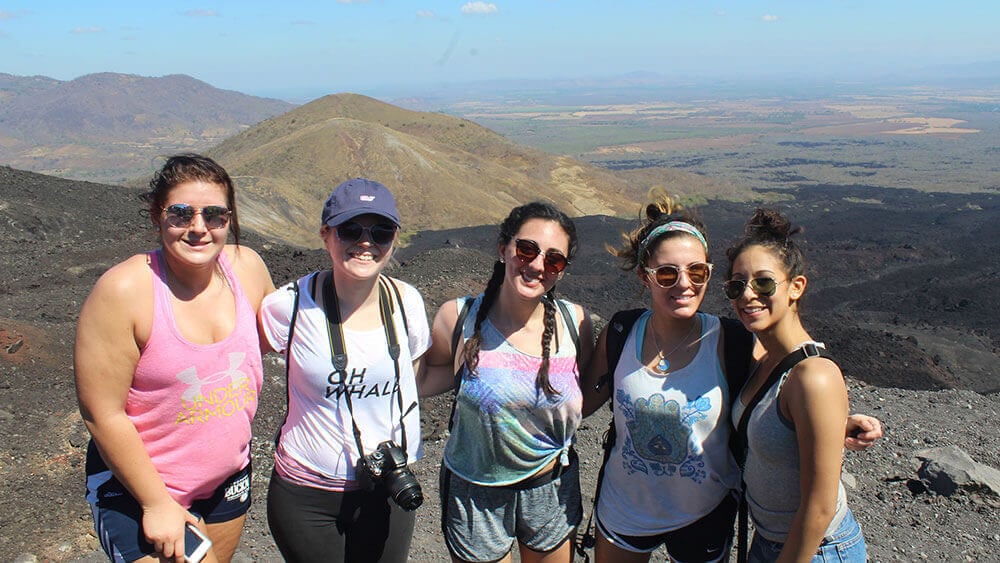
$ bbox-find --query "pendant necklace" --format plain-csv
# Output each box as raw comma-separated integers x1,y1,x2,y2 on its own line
651,319,698,373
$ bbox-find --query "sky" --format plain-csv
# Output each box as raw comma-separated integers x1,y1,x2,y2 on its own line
2,0,999,102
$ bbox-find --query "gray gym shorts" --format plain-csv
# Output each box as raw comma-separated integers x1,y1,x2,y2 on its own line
440,460,582,562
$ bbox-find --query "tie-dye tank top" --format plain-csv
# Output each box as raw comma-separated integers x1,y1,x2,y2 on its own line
442,295,583,486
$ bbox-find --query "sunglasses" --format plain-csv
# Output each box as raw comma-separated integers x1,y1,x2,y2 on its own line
723,277,785,300
162,204,231,230
335,221,398,246
643,262,712,288
513,238,570,275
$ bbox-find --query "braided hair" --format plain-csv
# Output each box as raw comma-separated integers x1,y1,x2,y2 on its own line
609,193,710,271
725,208,806,280
462,202,578,396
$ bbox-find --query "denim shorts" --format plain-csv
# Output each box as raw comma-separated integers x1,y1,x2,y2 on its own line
440,458,582,562
749,508,866,562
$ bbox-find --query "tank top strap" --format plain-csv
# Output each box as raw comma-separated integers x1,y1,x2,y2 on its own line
145,248,253,347
216,247,252,317
147,250,173,339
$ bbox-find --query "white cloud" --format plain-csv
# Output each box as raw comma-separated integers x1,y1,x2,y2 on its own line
416,10,435,18
70,26,104,34
714,10,727,17
0,10,18,20
291,20,316,25
184,9,220,17
761,14,779,22
461,2,499,15
337,0,369,3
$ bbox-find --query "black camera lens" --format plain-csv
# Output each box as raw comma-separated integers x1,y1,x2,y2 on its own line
385,469,424,511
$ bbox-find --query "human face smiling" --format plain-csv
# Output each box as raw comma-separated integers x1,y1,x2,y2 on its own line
501,218,571,301
642,235,709,321
728,244,803,333
323,213,397,280
156,180,229,270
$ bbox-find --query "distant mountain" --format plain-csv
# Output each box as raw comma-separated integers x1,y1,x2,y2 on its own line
207,93,658,247
0,72,294,183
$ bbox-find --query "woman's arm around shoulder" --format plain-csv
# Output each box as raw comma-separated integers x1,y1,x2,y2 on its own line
581,325,611,418
417,299,464,398
777,356,850,563
75,256,197,559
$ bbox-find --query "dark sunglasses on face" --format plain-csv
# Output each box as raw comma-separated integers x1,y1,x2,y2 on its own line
513,238,570,275
723,277,785,300
335,221,398,246
643,262,713,288
162,203,231,230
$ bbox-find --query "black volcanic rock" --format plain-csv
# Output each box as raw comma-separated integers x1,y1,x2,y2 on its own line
1,167,998,561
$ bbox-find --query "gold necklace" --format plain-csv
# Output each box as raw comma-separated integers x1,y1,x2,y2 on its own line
650,318,699,373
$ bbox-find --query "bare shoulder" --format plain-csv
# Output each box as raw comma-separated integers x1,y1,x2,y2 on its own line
224,244,275,304
434,298,460,325
88,253,153,303
78,253,154,345
784,355,846,398
225,244,268,273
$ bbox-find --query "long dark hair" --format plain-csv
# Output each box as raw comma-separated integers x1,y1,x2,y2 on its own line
462,202,578,396
142,153,241,245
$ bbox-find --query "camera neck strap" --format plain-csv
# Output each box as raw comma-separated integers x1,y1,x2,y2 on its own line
317,271,410,456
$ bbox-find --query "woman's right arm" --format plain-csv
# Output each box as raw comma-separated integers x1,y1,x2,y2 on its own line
417,300,462,398
74,262,195,562
581,326,611,417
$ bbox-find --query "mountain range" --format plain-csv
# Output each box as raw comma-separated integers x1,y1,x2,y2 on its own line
0,72,740,248
0,72,293,183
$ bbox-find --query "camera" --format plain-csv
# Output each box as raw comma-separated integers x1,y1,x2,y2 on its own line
358,441,424,511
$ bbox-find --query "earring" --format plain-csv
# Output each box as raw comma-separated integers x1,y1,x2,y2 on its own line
499,258,505,264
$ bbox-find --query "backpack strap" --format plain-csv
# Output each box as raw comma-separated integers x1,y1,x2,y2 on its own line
733,342,836,563
447,297,475,433
720,317,755,416
555,298,582,370
595,308,646,395
576,307,645,561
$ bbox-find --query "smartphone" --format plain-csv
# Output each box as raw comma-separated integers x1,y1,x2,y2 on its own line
185,523,212,563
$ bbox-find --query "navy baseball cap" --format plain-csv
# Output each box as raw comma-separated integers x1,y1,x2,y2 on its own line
321,178,401,227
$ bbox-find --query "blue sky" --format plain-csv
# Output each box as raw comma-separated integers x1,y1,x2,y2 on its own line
1,1,998,102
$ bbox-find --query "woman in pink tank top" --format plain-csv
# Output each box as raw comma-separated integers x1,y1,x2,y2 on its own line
75,154,275,563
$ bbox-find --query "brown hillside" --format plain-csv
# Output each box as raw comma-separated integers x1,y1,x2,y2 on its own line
208,93,650,247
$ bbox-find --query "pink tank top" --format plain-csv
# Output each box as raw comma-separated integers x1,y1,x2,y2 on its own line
128,249,263,507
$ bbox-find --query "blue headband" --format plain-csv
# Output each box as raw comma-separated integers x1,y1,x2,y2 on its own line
638,221,709,260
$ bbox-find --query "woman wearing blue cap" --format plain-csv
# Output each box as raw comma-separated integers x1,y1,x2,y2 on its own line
258,178,431,562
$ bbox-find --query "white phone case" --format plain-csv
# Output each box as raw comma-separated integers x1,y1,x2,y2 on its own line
185,523,212,563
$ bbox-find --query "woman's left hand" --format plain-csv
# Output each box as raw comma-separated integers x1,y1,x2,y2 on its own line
845,414,883,451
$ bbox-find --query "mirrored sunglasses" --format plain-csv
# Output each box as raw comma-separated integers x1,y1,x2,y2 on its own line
163,204,231,230
643,262,713,288
513,238,569,275
335,221,398,246
723,277,785,300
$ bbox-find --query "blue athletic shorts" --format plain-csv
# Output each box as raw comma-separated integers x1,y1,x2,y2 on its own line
85,450,252,562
